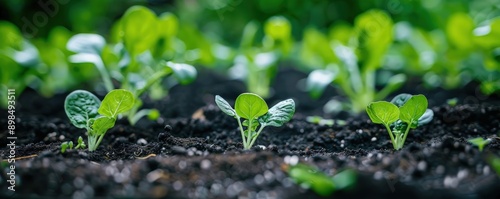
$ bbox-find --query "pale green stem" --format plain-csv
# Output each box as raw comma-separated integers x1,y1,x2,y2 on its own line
384,124,397,150
399,122,412,149
236,116,248,149
248,124,266,149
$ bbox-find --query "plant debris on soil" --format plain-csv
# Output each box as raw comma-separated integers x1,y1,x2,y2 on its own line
1,69,500,199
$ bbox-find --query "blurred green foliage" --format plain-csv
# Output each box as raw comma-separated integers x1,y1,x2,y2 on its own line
0,0,499,111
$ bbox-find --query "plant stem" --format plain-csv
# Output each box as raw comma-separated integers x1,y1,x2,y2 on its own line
399,122,412,149
384,124,397,149
95,58,114,92
236,116,248,149
248,124,266,149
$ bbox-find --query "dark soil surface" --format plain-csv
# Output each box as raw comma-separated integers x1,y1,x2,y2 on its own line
1,68,500,199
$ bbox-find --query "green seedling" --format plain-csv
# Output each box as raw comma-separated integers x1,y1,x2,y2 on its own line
306,116,335,126
66,6,197,125
366,94,433,150
488,155,500,176
215,93,295,149
65,89,134,151
288,164,356,196
468,137,491,152
60,141,73,153
75,136,86,149
60,136,87,153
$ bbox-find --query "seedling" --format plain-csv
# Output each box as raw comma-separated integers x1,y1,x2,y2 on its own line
215,93,295,149
366,94,433,150
60,136,86,153
468,137,491,152
65,89,134,151
287,164,356,196
60,141,73,153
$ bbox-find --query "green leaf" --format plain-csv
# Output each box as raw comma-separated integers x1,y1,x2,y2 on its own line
166,62,197,85
264,16,291,40
390,93,412,107
98,89,135,118
288,164,336,196
158,12,178,38
92,116,116,136
399,95,428,126
446,13,474,50
64,90,101,129
235,93,268,120
122,6,159,56
468,137,490,152
242,119,259,127
215,95,236,117
259,99,295,127
306,69,335,99
67,34,105,55
417,109,434,126
366,101,399,126
60,142,69,153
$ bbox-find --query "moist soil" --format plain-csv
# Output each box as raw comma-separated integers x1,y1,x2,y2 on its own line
1,68,500,199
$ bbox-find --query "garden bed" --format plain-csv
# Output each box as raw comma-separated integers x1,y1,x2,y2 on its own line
1,69,500,199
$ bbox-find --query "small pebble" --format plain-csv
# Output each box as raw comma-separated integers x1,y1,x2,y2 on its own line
201,159,211,170
171,146,187,155
164,125,172,132
371,137,377,142
137,138,147,145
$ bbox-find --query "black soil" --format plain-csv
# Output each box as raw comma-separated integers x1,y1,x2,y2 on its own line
1,68,500,199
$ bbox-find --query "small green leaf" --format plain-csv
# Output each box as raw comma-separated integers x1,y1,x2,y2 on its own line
122,6,159,56
264,16,291,40
399,95,428,126
98,89,135,118
366,101,399,126
306,69,335,99
92,116,116,136
61,142,69,153
166,62,197,85
390,93,412,107
67,34,105,55
75,136,86,149
259,99,295,127
158,12,178,38
288,164,336,196
68,141,74,149
468,137,491,152
235,93,268,120
215,95,236,117
64,90,101,129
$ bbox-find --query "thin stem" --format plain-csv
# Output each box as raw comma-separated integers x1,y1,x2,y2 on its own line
94,135,104,151
95,59,114,92
399,122,412,149
246,119,254,149
248,124,266,149
384,124,397,150
236,116,248,149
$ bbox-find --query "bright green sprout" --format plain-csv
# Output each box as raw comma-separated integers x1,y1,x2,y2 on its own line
468,137,491,152
64,89,135,151
215,93,295,149
366,94,433,150
60,141,73,153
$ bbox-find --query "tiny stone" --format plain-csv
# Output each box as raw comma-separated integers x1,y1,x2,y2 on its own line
373,171,383,180
417,161,427,171
436,165,445,174
173,181,183,191
137,138,147,145
201,159,211,170
371,137,377,142
483,166,490,175
164,125,172,132
171,146,187,155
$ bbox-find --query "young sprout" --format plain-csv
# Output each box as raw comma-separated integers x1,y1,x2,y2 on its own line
215,93,295,149
287,164,357,196
75,136,86,149
468,137,491,152
60,141,74,153
65,89,135,151
366,94,433,150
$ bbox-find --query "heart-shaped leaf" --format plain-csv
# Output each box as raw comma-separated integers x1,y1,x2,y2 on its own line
366,101,399,126
235,93,268,120
98,89,135,118
64,90,101,129
92,116,116,136
399,94,428,126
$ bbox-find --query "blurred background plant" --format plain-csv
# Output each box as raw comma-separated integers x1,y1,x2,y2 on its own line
1,0,499,114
